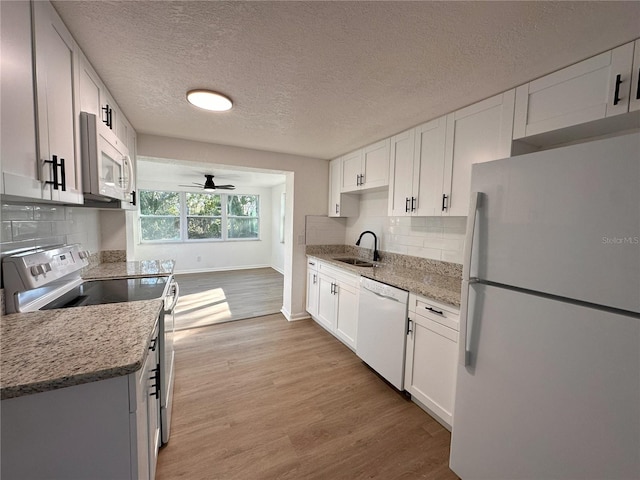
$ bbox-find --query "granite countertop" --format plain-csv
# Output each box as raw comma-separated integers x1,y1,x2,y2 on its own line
1,299,163,400
82,259,175,280
308,253,462,308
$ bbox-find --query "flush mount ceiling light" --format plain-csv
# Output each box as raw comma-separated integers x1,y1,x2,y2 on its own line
186,89,233,112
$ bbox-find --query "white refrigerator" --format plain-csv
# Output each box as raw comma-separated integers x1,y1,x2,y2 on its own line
449,132,640,479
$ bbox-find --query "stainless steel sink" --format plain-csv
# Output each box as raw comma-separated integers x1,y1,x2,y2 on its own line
333,257,374,267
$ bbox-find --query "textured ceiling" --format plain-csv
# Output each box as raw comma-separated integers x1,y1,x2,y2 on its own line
53,1,640,160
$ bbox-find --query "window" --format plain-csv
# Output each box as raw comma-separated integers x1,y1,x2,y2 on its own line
186,193,222,240
227,194,259,239
139,191,181,241
139,190,260,242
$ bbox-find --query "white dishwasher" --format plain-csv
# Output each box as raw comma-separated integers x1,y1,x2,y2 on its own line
356,277,409,390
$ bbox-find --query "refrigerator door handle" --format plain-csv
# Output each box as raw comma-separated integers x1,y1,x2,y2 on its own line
460,191,482,366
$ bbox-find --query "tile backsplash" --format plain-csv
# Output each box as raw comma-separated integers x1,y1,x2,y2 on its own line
1,202,100,257
305,191,466,265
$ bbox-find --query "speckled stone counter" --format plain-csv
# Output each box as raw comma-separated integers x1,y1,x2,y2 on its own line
306,245,462,308
82,259,175,280
1,299,163,400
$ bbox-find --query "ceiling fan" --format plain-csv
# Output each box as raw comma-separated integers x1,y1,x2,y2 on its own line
179,174,235,190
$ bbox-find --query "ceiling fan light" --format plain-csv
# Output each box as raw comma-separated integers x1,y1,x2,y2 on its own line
186,90,233,112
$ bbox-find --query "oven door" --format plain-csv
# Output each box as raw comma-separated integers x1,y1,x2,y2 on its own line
80,111,133,202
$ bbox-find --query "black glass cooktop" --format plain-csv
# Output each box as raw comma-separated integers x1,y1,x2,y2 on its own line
41,277,169,310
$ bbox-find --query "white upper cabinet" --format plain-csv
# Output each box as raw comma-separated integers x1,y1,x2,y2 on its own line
388,91,514,218
388,128,416,216
32,0,83,204
328,157,358,217
78,50,137,209
0,0,41,199
413,116,448,217
341,139,390,193
514,41,636,142
442,89,515,217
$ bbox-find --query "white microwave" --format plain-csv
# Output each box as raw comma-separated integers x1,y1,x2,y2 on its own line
80,111,134,203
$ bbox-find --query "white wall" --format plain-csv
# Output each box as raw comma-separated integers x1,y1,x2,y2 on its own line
270,183,286,273
137,134,329,321
132,186,274,273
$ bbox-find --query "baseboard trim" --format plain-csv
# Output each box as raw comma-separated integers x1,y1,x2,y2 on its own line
173,264,272,275
280,307,310,322
271,264,285,275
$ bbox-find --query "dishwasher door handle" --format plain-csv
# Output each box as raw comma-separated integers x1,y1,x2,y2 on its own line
363,286,402,303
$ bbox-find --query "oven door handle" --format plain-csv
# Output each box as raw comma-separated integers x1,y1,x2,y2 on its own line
164,280,180,313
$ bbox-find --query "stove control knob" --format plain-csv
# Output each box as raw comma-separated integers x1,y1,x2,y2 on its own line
78,250,90,259
30,265,44,276
42,263,52,273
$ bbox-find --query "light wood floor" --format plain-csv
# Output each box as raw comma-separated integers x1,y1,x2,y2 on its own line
156,314,459,480
174,268,284,330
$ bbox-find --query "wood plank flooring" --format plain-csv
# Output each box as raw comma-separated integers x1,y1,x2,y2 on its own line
156,314,459,480
174,268,283,330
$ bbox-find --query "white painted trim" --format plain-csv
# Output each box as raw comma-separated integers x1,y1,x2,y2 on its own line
271,264,285,275
280,306,310,322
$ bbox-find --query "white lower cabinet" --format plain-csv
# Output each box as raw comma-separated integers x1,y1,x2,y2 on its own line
1,323,160,480
405,294,460,429
306,258,319,317
308,258,359,350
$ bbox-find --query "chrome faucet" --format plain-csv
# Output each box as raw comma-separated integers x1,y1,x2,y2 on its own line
355,230,380,262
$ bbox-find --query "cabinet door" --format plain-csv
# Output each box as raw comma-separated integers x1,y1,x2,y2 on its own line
328,158,358,217
33,0,83,204
306,267,319,316
405,313,458,427
442,90,515,217
629,39,640,113
341,150,363,192
388,129,415,216
146,350,160,480
78,54,102,118
413,116,447,217
334,280,359,349
315,273,336,332
513,42,634,139
121,125,138,210
361,138,389,189
0,0,42,199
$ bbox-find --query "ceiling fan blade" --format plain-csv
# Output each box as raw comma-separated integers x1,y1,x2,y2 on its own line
217,185,236,190
178,183,204,188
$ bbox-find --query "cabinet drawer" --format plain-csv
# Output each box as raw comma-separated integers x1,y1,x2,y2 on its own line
317,261,359,287
306,256,319,272
409,294,460,331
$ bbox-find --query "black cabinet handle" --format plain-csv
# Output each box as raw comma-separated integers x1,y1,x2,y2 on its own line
424,306,444,316
613,74,622,106
405,197,410,213
59,157,66,191
411,196,416,212
102,104,113,129
636,68,640,100
407,318,413,335
130,190,136,206
44,155,65,190
150,364,160,398
149,337,157,351
442,194,448,211
335,203,339,214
